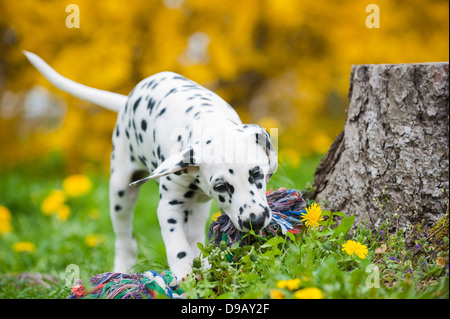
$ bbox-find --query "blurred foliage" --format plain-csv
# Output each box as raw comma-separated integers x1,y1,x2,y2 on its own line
0,0,448,174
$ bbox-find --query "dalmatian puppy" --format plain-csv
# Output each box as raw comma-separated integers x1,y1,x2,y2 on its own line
24,51,277,280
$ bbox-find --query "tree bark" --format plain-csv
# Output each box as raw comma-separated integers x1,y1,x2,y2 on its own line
313,63,449,230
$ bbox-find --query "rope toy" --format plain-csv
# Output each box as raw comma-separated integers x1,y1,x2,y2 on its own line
68,187,306,299
208,187,306,247
68,270,185,299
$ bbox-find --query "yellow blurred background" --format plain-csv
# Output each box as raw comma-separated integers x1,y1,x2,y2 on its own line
0,0,448,174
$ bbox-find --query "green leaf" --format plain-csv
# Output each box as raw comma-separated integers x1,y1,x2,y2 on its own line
262,247,282,258
230,240,241,251
285,231,295,242
330,214,355,240
197,242,209,257
332,212,346,217
316,229,335,238
261,236,285,249
321,210,333,218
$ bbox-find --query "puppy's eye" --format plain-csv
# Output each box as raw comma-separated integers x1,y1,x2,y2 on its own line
213,183,227,192
252,169,262,179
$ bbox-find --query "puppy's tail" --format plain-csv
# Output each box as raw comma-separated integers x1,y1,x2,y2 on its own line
23,51,126,112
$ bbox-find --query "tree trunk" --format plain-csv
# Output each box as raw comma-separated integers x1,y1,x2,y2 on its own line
313,63,449,230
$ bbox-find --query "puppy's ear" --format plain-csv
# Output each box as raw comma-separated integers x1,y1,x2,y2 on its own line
255,128,278,177
129,147,199,187
242,124,278,178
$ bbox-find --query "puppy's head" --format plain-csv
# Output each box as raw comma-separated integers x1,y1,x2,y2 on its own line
130,124,277,232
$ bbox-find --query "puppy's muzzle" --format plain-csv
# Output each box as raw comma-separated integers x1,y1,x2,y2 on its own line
242,211,269,231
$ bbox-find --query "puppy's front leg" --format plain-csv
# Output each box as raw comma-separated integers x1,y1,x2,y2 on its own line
157,199,195,280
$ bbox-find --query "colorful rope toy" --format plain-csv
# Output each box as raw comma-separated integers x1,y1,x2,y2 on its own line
68,187,306,299
68,270,185,299
208,187,306,247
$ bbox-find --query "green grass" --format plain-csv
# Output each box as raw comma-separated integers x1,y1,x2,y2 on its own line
0,155,448,299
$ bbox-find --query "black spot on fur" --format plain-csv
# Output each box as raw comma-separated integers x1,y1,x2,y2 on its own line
218,195,225,202
162,184,168,191
239,207,244,215
164,88,177,98
133,97,141,112
264,207,270,218
156,108,166,118
184,190,195,198
147,98,156,114
125,129,130,139
151,82,158,90
229,169,234,174
146,80,154,88
186,105,194,113
141,120,147,131
188,183,198,190
206,140,211,144
168,218,177,224
118,190,125,197
177,252,186,259
157,146,161,159
115,126,120,137
115,205,122,211
138,155,147,166
169,199,184,205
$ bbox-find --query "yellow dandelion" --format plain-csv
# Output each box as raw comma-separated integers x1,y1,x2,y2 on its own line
342,240,369,259
353,242,369,259
286,278,301,290
270,289,285,299
301,203,324,230
0,205,12,221
56,204,71,221
294,287,324,299
0,221,12,234
13,241,36,253
342,240,357,255
0,205,13,234
62,174,92,198
276,280,288,289
211,211,221,221
276,278,301,290
85,234,105,247
41,190,66,216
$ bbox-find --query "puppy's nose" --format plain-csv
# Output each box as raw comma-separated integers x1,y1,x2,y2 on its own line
243,213,266,231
